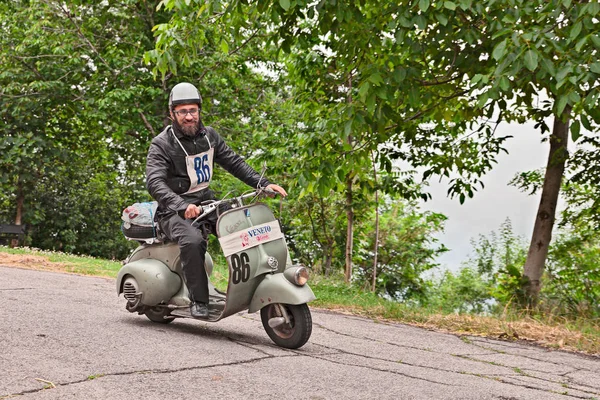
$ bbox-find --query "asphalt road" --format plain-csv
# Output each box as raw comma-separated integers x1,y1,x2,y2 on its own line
1,266,599,400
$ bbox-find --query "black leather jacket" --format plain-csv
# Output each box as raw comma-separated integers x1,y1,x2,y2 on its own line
146,124,270,216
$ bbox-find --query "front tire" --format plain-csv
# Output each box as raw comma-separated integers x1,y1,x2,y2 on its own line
260,303,312,349
145,306,174,324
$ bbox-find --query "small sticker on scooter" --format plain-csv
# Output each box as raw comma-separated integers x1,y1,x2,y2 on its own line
244,209,251,217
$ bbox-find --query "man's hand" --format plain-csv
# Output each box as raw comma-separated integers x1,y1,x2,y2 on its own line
266,184,288,197
184,204,202,219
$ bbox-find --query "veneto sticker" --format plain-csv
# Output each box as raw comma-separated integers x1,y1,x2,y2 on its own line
218,221,284,257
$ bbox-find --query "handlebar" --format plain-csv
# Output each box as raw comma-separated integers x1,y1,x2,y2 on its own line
190,187,277,226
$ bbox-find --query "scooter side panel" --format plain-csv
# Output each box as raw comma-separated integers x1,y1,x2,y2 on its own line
125,242,181,272
116,259,182,306
124,241,214,277
248,274,316,313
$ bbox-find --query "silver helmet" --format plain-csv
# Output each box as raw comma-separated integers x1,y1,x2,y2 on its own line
169,82,202,109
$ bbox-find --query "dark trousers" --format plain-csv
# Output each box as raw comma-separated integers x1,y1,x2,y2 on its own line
158,204,229,304
159,213,211,304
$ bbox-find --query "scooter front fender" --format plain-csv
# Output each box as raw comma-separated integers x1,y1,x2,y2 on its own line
248,273,316,313
116,259,182,306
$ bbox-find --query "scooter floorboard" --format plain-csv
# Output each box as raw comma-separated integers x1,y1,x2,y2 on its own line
170,293,226,322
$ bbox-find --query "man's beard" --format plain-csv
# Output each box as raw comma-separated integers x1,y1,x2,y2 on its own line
173,118,202,137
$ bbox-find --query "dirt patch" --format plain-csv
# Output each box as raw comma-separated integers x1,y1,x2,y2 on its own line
0,253,72,274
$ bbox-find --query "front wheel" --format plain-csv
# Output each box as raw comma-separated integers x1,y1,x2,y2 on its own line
260,303,312,349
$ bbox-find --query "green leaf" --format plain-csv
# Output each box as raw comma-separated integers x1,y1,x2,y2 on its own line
499,76,510,91
540,58,556,76
570,21,582,41
414,15,427,29
279,0,290,11
586,2,600,16
570,120,581,142
419,0,430,12
375,86,388,100
556,66,571,88
575,35,588,52
459,0,472,11
556,96,569,116
502,13,516,24
581,114,592,131
523,50,538,72
492,28,512,40
393,68,407,83
366,93,376,113
368,73,384,85
220,39,229,53
568,91,581,104
506,264,521,278
436,13,449,26
444,1,457,10
477,91,489,109
492,39,508,61
344,119,353,137
408,87,419,106
590,62,600,74
358,81,370,102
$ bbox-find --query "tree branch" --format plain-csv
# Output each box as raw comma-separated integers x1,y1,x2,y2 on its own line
56,3,115,74
137,105,156,136
125,130,142,140
199,29,261,81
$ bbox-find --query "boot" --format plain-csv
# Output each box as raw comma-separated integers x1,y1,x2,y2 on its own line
190,302,209,319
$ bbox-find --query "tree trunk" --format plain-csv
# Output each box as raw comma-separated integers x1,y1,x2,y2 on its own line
11,181,24,247
324,250,333,276
316,197,335,276
372,152,379,292
344,73,354,283
522,107,570,304
15,182,23,225
344,175,354,283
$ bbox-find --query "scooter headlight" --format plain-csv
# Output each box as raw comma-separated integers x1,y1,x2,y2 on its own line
284,266,309,286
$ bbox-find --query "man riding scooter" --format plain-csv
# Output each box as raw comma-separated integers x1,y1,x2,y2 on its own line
146,82,287,319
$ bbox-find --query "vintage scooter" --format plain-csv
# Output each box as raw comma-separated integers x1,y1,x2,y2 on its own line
116,188,315,349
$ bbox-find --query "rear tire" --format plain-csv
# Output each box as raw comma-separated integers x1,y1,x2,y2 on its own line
260,303,312,349
145,306,174,324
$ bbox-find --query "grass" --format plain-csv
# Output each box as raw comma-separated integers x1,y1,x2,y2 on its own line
0,245,122,277
1,246,599,355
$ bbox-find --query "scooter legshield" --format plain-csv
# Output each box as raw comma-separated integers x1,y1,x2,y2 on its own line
116,259,182,306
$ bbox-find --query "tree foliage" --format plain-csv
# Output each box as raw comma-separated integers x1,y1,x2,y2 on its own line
1,0,598,315
0,0,166,255
545,225,600,319
355,200,448,301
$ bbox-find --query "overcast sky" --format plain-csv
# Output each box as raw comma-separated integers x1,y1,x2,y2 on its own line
419,121,550,271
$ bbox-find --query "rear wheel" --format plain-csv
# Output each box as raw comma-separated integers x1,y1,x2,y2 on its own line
260,303,312,349
145,306,174,324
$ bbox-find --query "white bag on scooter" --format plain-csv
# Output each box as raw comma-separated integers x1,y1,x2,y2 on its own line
121,201,159,242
